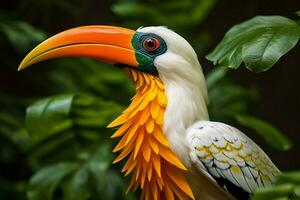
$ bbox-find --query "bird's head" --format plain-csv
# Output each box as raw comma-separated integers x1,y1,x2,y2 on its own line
19,26,204,85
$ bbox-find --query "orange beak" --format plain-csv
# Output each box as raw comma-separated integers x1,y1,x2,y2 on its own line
18,25,138,71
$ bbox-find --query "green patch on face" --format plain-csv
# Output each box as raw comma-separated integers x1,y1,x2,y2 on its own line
131,32,167,75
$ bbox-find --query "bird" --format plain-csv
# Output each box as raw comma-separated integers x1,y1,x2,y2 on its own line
19,25,280,200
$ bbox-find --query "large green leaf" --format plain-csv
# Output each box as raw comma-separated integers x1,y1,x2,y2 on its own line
27,162,79,200
26,94,75,137
234,114,292,151
207,16,300,72
24,93,123,162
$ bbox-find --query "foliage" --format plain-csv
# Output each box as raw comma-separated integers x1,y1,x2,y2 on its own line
205,12,300,199
207,15,300,72
252,171,300,200
0,0,298,200
112,0,216,28
0,21,47,54
206,67,292,151
0,12,134,199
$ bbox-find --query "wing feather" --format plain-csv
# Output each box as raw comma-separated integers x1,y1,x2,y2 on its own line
187,121,280,197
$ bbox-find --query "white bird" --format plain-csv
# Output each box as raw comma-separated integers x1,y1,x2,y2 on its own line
19,25,280,200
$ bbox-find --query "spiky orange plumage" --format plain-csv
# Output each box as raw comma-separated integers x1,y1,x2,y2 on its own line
108,69,194,200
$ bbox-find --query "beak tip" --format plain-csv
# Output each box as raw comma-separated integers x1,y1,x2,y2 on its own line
17,65,24,71
18,60,29,71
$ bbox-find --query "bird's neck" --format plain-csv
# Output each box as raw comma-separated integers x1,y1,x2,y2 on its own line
157,61,209,167
108,69,194,200
162,75,209,135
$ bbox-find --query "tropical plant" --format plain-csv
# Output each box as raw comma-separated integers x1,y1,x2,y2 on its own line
207,13,300,199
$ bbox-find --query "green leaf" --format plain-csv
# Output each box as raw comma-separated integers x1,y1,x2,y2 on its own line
234,114,292,150
190,0,216,24
64,166,90,200
252,170,300,199
294,185,300,197
87,144,126,199
271,197,290,200
88,144,112,190
27,162,79,200
296,10,300,17
208,79,257,121
26,94,75,137
205,67,228,90
112,0,215,28
207,16,300,72
0,21,46,54
276,171,300,184
112,3,158,22
252,184,294,200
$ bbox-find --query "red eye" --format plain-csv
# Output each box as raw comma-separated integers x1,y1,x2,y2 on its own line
143,37,160,52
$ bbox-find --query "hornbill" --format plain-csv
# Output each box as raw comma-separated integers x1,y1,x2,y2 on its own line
19,25,280,200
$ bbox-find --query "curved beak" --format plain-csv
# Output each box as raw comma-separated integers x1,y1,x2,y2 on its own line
18,25,138,71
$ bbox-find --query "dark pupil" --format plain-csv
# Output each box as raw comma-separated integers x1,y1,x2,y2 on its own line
146,39,154,47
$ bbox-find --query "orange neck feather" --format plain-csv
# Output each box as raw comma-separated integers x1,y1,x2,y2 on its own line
108,69,194,200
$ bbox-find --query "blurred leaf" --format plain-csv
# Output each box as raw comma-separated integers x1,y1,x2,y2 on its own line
207,16,300,72
208,77,257,121
27,131,75,163
88,144,120,199
190,0,216,24
24,92,124,165
64,166,90,200
72,94,124,128
28,144,132,200
252,171,300,200
0,21,46,54
88,144,112,175
235,114,292,151
112,3,156,18
276,171,300,184
26,94,75,137
112,0,215,28
205,67,228,90
27,162,79,200
252,184,294,200
294,185,300,197
49,59,134,103
206,68,292,151
297,10,300,17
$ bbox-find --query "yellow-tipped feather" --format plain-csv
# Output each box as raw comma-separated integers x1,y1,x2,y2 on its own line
110,69,195,200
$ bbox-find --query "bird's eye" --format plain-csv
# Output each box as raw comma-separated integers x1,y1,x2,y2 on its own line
143,37,160,52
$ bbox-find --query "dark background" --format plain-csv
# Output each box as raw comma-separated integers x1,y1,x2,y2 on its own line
1,0,300,178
